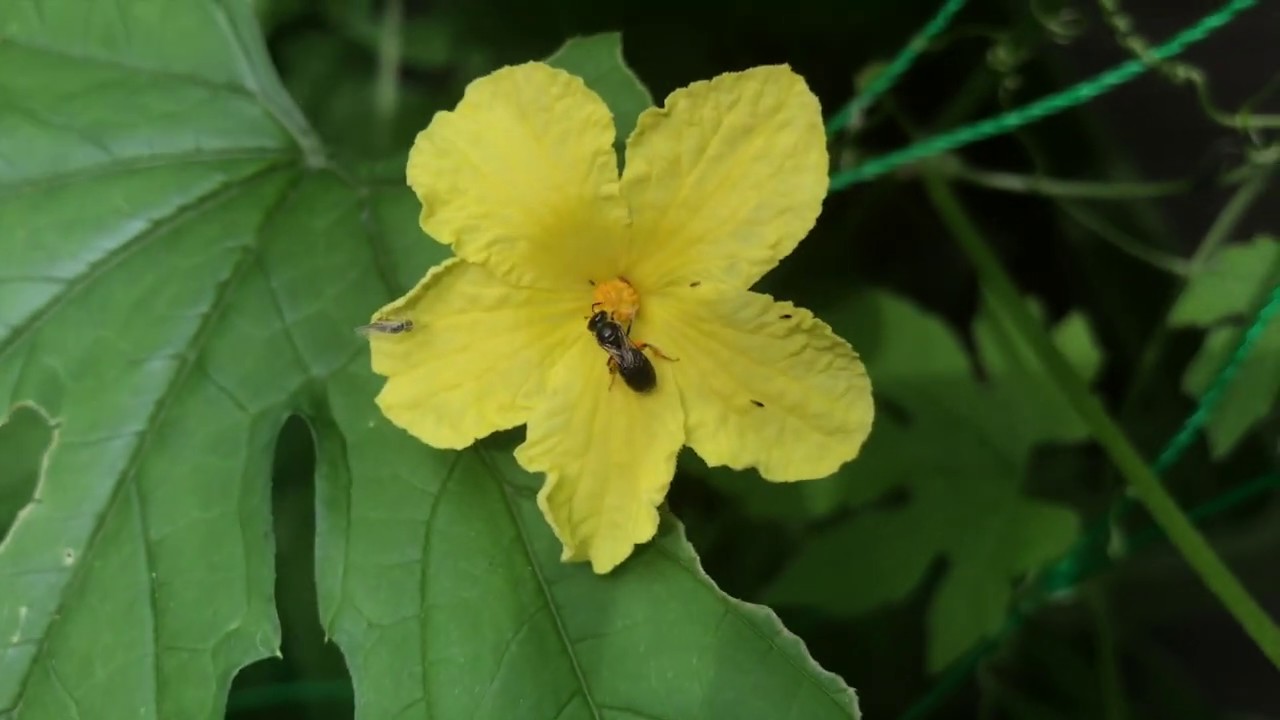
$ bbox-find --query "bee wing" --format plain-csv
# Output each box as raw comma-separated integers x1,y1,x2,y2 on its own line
615,346,649,370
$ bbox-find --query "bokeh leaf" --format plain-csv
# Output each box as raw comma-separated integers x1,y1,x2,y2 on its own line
546,32,653,151
0,4,858,718
763,291,1092,671
1168,236,1280,457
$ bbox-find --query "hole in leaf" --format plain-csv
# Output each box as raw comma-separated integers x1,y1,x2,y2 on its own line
689,281,701,287
750,399,765,408
227,415,353,718
0,404,56,543
779,314,793,320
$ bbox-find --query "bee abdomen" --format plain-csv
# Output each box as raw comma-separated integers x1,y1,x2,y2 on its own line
618,353,657,393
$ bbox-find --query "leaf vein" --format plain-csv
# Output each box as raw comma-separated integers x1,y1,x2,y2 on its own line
0,38,257,99
415,451,463,720
0,161,290,364
0,149,289,197
129,482,160,717
1,166,298,711
481,448,603,720
652,542,855,717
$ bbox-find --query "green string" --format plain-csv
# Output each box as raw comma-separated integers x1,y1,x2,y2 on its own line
824,0,969,137
828,0,1259,192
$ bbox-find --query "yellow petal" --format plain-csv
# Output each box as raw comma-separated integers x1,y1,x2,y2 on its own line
369,258,583,449
620,65,827,292
645,287,873,481
514,334,685,573
407,62,629,288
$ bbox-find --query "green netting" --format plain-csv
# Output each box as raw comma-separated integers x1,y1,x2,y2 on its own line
828,0,1259,190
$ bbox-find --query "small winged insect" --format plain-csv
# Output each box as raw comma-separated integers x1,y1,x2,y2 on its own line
355,318,413,337
586,310,674,393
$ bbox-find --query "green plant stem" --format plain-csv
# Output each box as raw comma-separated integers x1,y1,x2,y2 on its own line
1129,474,1280,551
1187,165,1275,271
934,157,1192,199
1088,590,1129,720
921,173,1280,670
1120,163,1275,420
1058,202,1192,277
925,157,1197,275
373,0,403,148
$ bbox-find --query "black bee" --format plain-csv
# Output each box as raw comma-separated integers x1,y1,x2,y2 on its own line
586,310,674,393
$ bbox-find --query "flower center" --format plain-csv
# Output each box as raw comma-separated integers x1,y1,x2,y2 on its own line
591,277,640,326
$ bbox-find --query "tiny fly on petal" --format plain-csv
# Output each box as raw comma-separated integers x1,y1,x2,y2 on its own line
355,319,413,336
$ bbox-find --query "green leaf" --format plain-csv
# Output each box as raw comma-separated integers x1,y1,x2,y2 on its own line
323,384,862,720
0,7,856,718
763,291,1091,671
545,32,654,148
1168,236,1280,456
273,26,456,160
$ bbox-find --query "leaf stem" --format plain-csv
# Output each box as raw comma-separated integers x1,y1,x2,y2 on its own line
1057,202,1192,277
1119,163,1274,418
1187,165,1275,272
921,173,1280,670
373,0,404,150
1088,590,1130,720
931,156,1192,200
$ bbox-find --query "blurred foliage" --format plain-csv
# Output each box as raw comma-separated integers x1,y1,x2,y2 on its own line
1169,235,1280,457
2,0,1278,719
763,293,1097,671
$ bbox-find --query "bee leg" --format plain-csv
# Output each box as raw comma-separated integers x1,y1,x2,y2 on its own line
635,341,678,362
606,357,619,391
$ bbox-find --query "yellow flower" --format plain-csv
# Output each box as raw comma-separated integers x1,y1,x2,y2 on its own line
367,62,874,573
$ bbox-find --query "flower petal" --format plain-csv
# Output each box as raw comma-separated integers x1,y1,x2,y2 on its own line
369,258,583,449
620,65,827,292
407,62,630,288
515,334,685,573
646,287,873,481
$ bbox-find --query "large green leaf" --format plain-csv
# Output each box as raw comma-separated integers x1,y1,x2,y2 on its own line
1168,236,1280,457
762,291,1095,671
0,5,857,719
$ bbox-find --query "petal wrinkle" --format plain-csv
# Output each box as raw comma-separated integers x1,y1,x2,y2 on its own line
407,62,630,288
646,288,873,481
621,65,828,291
514,336,685,573
370,258,583,449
